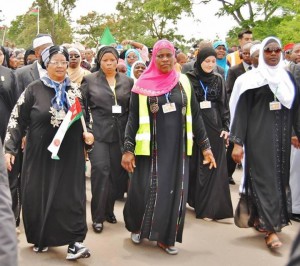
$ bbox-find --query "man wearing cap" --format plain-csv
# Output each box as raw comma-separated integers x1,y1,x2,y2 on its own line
8,34,53,233
15,34,54,95
283,43,295,66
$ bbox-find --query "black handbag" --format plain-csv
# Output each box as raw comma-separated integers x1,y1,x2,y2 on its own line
234,194,253,228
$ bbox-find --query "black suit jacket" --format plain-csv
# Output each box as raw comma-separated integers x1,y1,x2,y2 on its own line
226,63,246,98
14,61,40,96
81,71,134,143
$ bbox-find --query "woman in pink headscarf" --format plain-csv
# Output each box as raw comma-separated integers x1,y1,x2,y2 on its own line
121,40,216,255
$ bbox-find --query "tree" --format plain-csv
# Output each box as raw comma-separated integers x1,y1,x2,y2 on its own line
199,0,300,45
6,0,76,48
115,0,193,47
75,12,118,47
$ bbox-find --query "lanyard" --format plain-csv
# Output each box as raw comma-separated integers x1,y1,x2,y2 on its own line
199,80,208,101
165,92,170,103
273,86,279,101
109,79,118,105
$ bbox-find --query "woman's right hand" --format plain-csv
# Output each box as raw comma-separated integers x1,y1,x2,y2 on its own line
232,143,243,163
5,153,15,171
121,152,136,173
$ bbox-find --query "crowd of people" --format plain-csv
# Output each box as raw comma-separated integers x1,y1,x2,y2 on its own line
1,28,300,265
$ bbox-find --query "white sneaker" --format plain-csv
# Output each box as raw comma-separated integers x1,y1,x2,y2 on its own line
66,242,90,260
131,233,141,244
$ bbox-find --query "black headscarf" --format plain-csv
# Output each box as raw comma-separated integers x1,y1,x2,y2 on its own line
194,47,217,84
94,46,119,72
0,46,9,67
24,47,36,65
41,45,69,69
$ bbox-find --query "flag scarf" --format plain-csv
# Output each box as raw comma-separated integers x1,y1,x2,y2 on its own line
29,8,39,16
48,97,83,160
99,27,116,45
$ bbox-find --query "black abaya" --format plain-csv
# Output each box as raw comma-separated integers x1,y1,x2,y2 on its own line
230,84,300,232
123,84,210,246
5,80,89,247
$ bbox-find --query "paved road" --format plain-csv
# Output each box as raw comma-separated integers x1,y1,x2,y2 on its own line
17,169,300,266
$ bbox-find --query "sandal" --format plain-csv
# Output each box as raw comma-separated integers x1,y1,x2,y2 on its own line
253,222,267,233
157,242,179,255
265,232,282,249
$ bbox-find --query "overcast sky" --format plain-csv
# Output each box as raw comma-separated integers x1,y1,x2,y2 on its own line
1,0,237,41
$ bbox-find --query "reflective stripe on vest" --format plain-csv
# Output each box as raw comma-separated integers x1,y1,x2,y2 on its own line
135,74,193,156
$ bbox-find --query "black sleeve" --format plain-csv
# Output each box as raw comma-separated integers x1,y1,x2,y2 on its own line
230,90,252,146
123,92,140,153
4,88,33,156
218,76,230,132
292,82,300,140
226,68,236,98
79,79,92,133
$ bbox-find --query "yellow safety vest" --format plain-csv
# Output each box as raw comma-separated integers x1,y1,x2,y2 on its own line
135,74,193,156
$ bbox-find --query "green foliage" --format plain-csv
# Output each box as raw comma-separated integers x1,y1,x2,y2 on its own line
115,0,193,47
5,0,76,48
203,0,300,45
75,12,118,47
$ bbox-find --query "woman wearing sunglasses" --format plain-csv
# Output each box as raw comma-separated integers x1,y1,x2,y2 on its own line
230,37,300,249
67,47,91,86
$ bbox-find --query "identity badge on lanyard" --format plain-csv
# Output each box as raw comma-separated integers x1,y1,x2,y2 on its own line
110,81,122,114
269,87,282,111
199,81,211,109
162,92,176,113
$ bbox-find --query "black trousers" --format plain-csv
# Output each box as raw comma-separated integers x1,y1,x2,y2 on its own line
226,141,237,179
89,141,128,223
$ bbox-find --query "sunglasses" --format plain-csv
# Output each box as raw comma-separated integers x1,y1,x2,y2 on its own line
263,47,282,55
69,54,80,59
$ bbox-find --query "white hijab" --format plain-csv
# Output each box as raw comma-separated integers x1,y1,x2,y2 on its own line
230,36,295,126
130,60,146,83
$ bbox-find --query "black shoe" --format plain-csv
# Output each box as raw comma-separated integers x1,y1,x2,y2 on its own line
92,222,103,233
106,214,117,224
66,242,90,260
290,213,300,222
229,177,236,185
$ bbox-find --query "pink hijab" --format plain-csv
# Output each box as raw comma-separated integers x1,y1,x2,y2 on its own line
132,40,179,96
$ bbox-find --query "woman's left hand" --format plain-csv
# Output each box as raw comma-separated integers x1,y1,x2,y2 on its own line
220,131,229,147
83,132,94,145
202,149,217,169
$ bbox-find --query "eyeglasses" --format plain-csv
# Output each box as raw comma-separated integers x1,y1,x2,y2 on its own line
69,54,80,59
263,48,282,55
127,56,138,59
48,61,68,66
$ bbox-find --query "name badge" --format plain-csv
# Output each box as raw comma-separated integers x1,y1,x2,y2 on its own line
162,103,176,113
269,101,281,111
200,101,211,109
112,105,122,113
